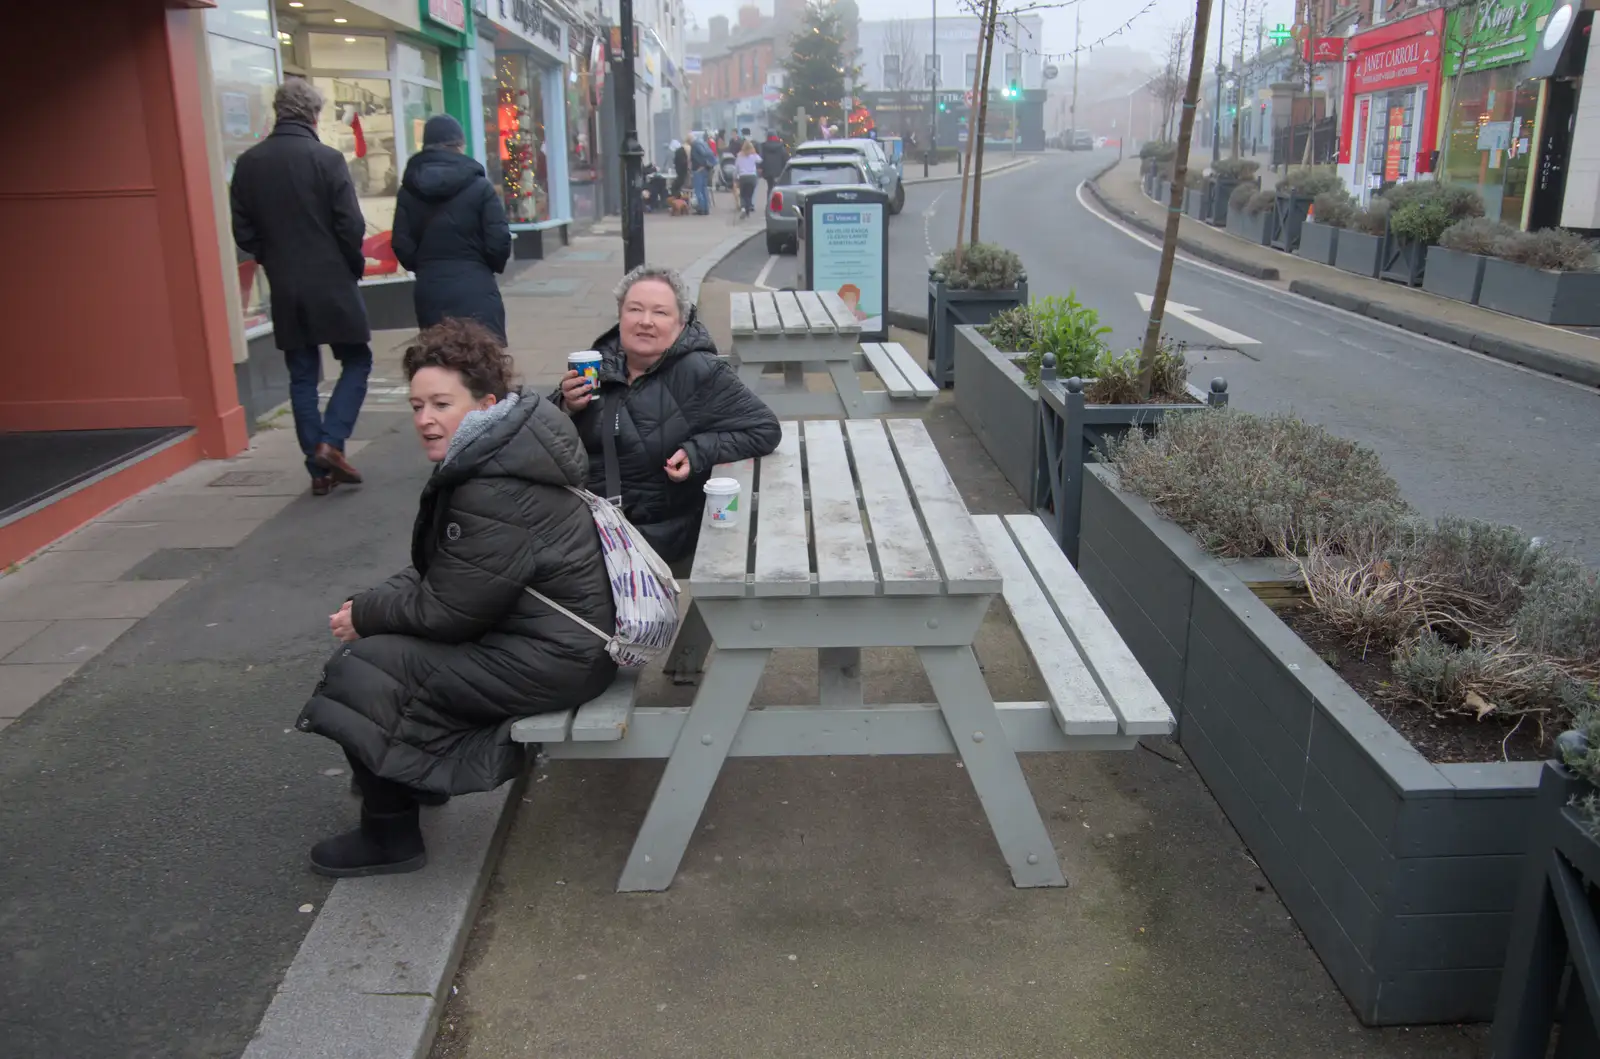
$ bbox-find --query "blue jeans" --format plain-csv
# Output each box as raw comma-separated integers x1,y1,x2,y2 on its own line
692,169,709,214
284,343,372,478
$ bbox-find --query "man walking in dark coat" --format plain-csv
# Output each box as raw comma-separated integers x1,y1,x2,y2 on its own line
392,114,511,342
759,132,789,199
231,78,371,495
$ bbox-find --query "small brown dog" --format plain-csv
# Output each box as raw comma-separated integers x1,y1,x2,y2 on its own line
667,196,691,216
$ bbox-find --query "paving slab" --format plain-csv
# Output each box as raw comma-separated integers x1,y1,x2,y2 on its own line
0,579,186,621
1,619,138,664
0,621,50,658
0,663,81,717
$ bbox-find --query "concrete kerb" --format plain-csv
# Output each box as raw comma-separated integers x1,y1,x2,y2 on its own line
901,155,1034,186
240,224,763,1059
1082,174,1283,281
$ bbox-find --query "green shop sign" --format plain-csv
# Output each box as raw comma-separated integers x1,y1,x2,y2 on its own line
1445,0,1555,76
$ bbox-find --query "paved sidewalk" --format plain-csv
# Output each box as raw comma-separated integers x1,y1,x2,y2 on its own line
0,212,757,1059
1091,157,1600,387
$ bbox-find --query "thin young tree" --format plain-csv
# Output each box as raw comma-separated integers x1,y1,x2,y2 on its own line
968,0,1004,244
1155,20,1192,142
953,0,998,257
1138,0,1214,399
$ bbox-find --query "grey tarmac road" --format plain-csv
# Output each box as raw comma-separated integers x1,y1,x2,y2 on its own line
715,152,1600,564
0,413,430,1059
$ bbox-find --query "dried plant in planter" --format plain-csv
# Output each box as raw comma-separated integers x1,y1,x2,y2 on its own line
1439,217,1519,256
934,242,1025,290
1311,189,1358,229
1498,227,1600,271
1563,706,1600,832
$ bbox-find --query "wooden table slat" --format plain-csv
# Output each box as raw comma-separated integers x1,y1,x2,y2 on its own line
752,422,813,596
794,290,838,332
802,420,877,596
843,420,942,594
687,457,755,597
772,290,809,334
729,292,755,335
752,292,784,334
818,291,864,334
886,419,1002,594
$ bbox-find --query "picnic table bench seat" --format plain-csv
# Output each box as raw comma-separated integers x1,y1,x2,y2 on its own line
729,291,935,417
508,418,1173,892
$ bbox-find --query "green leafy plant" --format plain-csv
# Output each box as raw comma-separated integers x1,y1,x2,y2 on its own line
1439,216,1518,256
1562,706,1600,832
1387,183,1485,246
935,242,1025,291
977,304,1034,354
1083,348,1141,404
1497,227,1600,271
977,293,1111,385
1311,189,1358,229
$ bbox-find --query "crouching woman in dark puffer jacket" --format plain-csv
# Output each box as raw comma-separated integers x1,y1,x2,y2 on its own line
297,319,617,878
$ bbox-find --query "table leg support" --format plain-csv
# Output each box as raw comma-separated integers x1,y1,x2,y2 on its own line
917,645,1068,888
663,599,712,684
825,361,868,420
818,647,863,706
616,647,772,892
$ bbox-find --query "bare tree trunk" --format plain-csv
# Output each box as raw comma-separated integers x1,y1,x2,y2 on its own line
953,0,995,259
1138,0,1215,400
969,0,1002,245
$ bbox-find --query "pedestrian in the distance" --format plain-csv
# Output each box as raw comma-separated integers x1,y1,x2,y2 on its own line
689,133,715,214
760,131,789,199
392,114,512,343
231,78,371,496
670,138,689,199
735,139,760,218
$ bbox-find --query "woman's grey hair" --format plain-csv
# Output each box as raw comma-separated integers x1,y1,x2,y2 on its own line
274,78,325,125
614,265,692,322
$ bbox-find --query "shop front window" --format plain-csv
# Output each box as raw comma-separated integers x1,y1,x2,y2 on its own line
401,79,447,155
568,49,600,222
313,76,398,267
208,0,279,331
491,54,550,223
1442,69,1538,226
1365,89,1418,194
307,32,390,72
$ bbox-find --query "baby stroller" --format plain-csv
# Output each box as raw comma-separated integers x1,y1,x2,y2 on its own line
716,152,737,192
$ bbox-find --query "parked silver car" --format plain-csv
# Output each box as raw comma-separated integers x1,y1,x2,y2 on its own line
764,157,875,255
791,138,906,214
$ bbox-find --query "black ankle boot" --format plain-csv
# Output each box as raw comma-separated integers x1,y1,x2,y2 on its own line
309,805,427,878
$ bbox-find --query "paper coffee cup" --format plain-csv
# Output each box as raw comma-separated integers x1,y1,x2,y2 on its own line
703,477,742,528
567,350,603,386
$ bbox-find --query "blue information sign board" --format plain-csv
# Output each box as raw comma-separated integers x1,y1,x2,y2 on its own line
802,187,891,341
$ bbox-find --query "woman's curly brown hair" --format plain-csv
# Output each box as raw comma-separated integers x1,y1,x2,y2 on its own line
401,319,515,399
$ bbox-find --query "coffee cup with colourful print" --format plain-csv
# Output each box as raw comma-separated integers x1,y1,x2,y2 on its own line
567,350,603,389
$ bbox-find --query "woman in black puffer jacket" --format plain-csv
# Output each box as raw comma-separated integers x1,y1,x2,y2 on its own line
298,319,615,878
555,264,781,567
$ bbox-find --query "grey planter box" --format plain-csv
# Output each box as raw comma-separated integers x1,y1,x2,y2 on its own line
927,274,1029,389
953,325,1038,500
1421,246,1487,304
1271,192,1315,252
1477,259,1600,326
1157,179,1172,205
1335,229,1384,278
1294,220,1340,266
1380,228,1429,287
1078,464,1543,1027
1184,186,1208,220
1234,208,1275,246
1209,178,1241,226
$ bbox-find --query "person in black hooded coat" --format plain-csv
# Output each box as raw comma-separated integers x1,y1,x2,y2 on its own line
298,320,615,878
392,114,512,342
555,265,780,566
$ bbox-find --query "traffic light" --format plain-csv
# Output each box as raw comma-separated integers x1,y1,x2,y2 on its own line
938,99,947,112
1003,81,1019,100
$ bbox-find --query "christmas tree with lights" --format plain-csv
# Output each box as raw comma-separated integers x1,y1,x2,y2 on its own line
780,2,859,140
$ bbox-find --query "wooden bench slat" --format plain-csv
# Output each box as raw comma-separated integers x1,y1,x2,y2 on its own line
843,420,942,595
885,420,1002,594
772,290,808,333
571,670,640,741
802,420,877,596
817,290,863,335
510,708,574,743
974,516,1119,736
860,343,914,397
729,292,755,335
687,457,755,597
880,342,938,398
794,290,838,332
752,421,812,596
1005,515,1176,736
752,292,784,334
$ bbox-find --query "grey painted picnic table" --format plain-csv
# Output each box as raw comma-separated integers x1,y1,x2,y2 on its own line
728,290,934,418
544,417,1174,893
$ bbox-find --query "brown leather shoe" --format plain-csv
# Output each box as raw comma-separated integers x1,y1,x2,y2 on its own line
313,443,362,484
311,476,335,496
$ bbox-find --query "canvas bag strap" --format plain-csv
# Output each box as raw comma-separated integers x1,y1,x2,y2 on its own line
601,389,623,506
523,586,613,645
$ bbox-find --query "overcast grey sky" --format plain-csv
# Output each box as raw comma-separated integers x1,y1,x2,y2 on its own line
685,0,1304,69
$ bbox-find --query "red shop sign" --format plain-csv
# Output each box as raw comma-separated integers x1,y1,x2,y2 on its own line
1349,31,1439,93
1302,36,1345,63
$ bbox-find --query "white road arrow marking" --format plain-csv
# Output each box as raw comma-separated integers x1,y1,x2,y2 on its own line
1136,292,1260,346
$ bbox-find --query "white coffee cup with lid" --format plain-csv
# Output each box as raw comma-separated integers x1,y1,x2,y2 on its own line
703,477,742,528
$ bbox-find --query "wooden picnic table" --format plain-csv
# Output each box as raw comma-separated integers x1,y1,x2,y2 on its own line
531,417,1174,893
729,291,935,418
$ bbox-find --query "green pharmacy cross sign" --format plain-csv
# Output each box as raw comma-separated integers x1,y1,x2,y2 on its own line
1268,23,1292,45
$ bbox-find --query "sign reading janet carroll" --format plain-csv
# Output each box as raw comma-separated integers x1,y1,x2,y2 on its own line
804,188,890,341
1350,27,1440,91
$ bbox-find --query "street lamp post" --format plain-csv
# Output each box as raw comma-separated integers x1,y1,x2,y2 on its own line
614,0,646,271
1211,0,1228,164
927,0,937,178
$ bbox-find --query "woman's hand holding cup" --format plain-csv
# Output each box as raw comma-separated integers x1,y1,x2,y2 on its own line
558,370,593,413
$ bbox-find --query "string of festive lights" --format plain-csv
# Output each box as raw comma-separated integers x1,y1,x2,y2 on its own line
956,0,1163,62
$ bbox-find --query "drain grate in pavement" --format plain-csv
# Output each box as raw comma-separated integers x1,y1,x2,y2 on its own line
209,471,283,487
121,547,230,581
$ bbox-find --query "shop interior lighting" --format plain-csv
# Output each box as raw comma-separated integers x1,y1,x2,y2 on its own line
344,36,356,42
333,17,348,23
288,1,303,6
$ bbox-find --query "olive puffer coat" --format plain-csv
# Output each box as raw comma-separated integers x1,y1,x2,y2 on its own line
560,313,781,563
297,391,617,795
